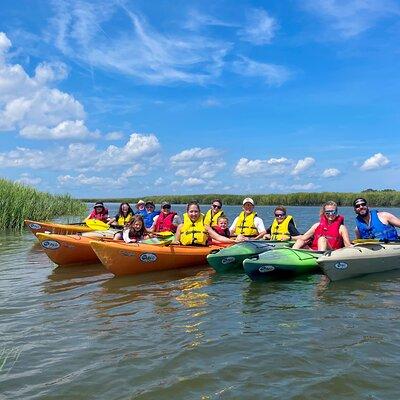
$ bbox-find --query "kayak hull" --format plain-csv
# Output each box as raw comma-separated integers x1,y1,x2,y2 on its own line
319,243,400,281
90,240,221,276
207,240,293,273
243,248,323,281
25,219,92,236
36,233,100,266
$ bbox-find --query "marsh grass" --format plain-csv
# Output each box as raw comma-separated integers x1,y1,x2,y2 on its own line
0,178,87,230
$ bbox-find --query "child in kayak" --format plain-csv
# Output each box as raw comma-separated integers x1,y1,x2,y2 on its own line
121,215,150,243
212,216,231,238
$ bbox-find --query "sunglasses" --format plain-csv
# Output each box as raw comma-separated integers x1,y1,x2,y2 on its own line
274,213,286,218
324,210,337,215
354,202,367,209
212,204,222,209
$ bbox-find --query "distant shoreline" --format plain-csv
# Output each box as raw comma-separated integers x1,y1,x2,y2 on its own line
80,191,400,207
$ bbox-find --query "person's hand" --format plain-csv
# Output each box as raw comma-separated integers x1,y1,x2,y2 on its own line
235,234,248,242
263,234,271,240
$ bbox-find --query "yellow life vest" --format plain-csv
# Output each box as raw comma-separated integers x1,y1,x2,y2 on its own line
116,213,134,226
270,215,294,241
234,211,258,237
180,213,208,246
204,209,224,227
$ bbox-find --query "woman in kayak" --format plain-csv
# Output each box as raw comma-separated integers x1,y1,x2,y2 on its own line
293,201,351,251
121,214,150,243
263,206,302,241
174,202,244,245
204,199,225,228
86,201,109,223
108,202,134,228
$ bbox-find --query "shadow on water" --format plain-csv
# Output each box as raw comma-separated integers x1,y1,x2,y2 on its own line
42,264,111,294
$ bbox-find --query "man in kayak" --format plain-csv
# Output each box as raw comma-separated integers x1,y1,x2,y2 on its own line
293,201,351,251
353,197,400,241
229,197,266,239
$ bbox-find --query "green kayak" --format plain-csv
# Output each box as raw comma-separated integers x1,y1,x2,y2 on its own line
243,248,323,281
207,240,293,273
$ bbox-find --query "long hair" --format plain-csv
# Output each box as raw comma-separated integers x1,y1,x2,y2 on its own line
118,202,133,217
126,214,148,239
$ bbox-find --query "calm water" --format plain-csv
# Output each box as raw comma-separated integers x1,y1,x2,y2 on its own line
1,204,400,399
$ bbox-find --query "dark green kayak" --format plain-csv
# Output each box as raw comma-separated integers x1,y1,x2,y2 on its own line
207,240,293,273
243,248,323,281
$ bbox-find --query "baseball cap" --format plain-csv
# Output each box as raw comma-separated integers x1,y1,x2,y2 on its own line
161,201,171,208
242,197,255,206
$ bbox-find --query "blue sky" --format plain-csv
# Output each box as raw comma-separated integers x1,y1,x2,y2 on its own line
1,0,399,198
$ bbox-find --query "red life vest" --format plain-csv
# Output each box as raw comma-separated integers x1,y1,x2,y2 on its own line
154,212,177,233
212,226,230,238
88,208,109,222
311,215,344,250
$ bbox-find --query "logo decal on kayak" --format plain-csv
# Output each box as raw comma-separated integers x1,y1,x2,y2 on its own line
41,240,60,250
140,253,157,263
334,261,348,269
119,251,134,257
29,223,41,230
259,265,275,273
221,256,236,264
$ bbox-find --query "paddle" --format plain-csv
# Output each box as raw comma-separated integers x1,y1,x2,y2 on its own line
352,238,400,245
85,219,110,231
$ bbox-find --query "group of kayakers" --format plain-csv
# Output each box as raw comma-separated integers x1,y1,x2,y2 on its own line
86,197,400,248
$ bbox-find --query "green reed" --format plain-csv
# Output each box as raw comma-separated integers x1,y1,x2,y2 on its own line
0,178,87,230
82,191,400,208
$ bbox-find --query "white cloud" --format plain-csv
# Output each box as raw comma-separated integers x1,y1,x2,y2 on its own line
303,0,400,38
105,131,124,140
232,57,291,86
360,153,389,171
322,168,340,177
58,173,125,187
234,157,290,176
170,147,221,163
15,173,42,186
96,133,161,167
182,177,206,186
154,177,163,186
238,8,278,45
291,157,315,175
20,120,99,139
49,2,230,85
0,133,161,172
0,32,96,140
290,183,320,191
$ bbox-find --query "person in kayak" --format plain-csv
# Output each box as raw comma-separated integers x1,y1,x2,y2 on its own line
204,199,225,228
174,202,243,245
135,199,146,215
229,197,266,239
353,197,400,241
86,202,109,223
108,202,134,228
293,201,351,251
263,206,302,241
212,216,231,237
150,201,181,233
121,214,150,243
142,201,160,229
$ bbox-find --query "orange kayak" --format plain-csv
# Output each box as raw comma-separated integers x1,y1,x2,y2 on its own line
90,240,222,276
36,233,100,266
25,219,93,236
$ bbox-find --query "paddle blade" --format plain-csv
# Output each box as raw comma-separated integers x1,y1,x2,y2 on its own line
85,219,110,231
